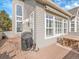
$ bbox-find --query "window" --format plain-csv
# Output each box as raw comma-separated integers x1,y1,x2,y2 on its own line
16,5,22,16
17,22,22,32
17,17,22,21
64,20,68,33
46,14,53,37
77,18,79,32
45,13,68,39
71,21,75,32
16,4,23,32
16,5,22,21
55,19,62,34
77,21,79,32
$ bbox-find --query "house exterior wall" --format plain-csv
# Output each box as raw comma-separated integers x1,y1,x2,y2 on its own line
12,0,36,34
35,5,57,48
12,0,24,36
76,9,79,32
69,8,79,33
12,0,70,48
23,0,36,32
35,3,67,48
23,1,57,48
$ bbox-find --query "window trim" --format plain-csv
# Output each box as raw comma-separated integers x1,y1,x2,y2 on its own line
16,5,22,16
15,3,24,32
16,22,23,32
70,20,75,32
64,20,68,33
15,4,23,21
45,12,67,39
45,12,54,39
55,19,62,34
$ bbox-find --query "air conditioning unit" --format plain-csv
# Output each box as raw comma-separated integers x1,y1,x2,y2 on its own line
21,32,33,51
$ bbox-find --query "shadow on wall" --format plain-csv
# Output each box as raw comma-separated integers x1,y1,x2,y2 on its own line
0,51,16,59
63,50,79,59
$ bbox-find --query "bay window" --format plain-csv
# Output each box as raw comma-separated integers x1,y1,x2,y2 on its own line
45,13,68,39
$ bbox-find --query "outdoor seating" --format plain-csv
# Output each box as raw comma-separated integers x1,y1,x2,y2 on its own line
57,34,79,50
61,35,79,49
57,35,64,45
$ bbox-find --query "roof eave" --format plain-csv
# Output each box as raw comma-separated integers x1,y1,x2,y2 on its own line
35,0,73,18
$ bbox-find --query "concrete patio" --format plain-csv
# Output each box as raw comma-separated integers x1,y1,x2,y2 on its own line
0,37,79,59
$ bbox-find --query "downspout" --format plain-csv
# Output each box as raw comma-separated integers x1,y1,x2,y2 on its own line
34,10,36,46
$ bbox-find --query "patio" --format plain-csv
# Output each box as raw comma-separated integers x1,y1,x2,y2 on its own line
0,36,79,59
57,32,79,52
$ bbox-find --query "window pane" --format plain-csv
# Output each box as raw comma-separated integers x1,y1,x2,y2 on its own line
17,17,22,21
71,21,75,32
55,20,62,34
77,21,79,32
46,19,49,27
64,20,68,33
17,22,22,32
49,29,53,35
49,20,53,27
16,5,22,16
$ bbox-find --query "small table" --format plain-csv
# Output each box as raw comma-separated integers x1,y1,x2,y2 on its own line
63,35,79,48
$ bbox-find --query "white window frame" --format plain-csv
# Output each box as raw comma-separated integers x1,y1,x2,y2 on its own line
77,17,79,32
71,20,75,32
64,20,68,33
45,12,67,39
16,22,23,32
15,3,24,32
55,19,62,34
45,12,54,39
